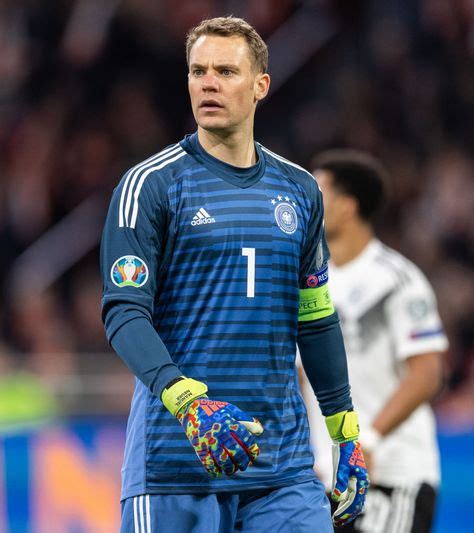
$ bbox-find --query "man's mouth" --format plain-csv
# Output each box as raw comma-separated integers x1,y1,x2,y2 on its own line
199,100,223,111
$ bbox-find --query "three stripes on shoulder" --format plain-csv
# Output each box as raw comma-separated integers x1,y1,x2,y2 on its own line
119,144,186,229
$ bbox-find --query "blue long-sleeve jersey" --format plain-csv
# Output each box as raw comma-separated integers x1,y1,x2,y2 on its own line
100,133,351,499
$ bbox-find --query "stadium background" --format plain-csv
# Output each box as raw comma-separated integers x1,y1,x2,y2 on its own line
0,0,472,531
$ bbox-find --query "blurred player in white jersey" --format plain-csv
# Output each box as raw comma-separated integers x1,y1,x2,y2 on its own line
299,149,448,532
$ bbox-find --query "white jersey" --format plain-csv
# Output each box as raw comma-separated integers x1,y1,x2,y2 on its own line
301,239,448,488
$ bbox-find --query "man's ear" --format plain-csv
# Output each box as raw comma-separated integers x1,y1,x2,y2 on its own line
255,73,270,102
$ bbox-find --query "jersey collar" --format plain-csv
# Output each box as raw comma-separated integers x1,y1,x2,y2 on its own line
180,132,266,188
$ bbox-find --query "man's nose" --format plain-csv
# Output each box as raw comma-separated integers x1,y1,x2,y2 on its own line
202,73,219,91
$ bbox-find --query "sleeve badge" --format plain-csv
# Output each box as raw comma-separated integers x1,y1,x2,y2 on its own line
111,255,149,288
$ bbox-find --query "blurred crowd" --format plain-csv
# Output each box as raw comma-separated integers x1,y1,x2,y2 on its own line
0,0,472,422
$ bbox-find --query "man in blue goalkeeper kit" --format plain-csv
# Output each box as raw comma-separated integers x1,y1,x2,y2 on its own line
101,16,368,532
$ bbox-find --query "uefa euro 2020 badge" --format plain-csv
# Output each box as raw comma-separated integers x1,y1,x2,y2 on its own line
271,195,298,235
111,255,149,288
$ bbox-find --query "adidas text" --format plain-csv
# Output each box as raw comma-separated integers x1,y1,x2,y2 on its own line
191,217,215,226
191,208,216,226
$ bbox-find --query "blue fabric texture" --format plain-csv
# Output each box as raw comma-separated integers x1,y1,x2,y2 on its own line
120,479,332,533
297,313,353,416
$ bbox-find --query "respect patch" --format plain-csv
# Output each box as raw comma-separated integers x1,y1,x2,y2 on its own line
298,285,335,322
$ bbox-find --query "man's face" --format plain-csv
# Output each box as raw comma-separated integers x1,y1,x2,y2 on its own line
313,169,346,239
188,34,268,133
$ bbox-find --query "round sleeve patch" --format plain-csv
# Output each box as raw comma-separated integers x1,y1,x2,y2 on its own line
111,255,149,288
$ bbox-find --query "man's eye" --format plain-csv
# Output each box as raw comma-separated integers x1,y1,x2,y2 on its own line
193,69,204,76
221,69,232,76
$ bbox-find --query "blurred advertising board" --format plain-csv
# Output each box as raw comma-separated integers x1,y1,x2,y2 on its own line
0,419,125,533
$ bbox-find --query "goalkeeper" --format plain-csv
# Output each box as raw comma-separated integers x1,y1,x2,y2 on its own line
101,16,368,533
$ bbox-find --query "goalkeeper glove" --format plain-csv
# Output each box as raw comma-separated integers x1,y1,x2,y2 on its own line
162,376,263,477
325,410,369,527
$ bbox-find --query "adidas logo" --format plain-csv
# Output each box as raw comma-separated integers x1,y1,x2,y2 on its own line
191,207,216,226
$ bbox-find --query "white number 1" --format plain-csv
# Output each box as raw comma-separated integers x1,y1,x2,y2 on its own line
242,247,255,298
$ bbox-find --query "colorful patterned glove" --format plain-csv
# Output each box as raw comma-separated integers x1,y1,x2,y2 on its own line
162,377,263,477
325,410,370,527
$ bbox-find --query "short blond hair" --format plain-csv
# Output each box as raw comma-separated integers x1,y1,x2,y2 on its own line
186,16,268,73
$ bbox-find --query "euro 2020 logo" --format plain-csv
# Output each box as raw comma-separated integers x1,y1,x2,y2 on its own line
111,255,148,288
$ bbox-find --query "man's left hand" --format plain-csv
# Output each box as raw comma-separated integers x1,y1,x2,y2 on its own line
324,410,370,526
331,439,369,526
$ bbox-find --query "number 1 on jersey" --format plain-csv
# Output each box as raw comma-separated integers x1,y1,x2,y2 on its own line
242,247,255,298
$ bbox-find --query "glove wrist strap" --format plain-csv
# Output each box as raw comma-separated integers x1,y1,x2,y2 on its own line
325,410,360,443
161,376,208,417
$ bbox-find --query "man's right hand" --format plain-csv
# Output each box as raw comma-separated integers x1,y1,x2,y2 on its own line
162,377,264,477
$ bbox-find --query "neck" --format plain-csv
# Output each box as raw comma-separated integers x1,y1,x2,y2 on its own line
197,124,256,167
328,221,374,267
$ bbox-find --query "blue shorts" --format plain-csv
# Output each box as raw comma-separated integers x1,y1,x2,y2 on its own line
121,479,332,532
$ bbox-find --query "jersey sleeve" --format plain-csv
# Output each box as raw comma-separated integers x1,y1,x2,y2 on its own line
384,267,449,360
100,171,182,397
296,175,352,416
298,178,334,322
101,172,165,334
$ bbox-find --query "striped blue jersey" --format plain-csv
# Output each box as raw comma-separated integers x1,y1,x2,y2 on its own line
101,133,329,498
